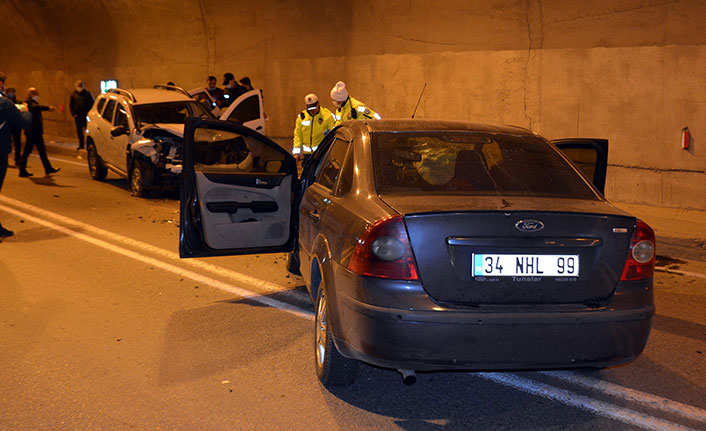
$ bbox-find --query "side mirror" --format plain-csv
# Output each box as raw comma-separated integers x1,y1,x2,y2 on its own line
111,125,128,137
264,160,282,173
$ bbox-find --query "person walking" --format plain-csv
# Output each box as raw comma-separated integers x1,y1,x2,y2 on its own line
330,81,381,126
4,87,23,166
18,87,59,177
292,93,334,162
0,77,32,237
69,80,94,150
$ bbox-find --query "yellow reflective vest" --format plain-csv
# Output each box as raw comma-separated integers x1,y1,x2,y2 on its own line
333,96,381,126
293,107,335,155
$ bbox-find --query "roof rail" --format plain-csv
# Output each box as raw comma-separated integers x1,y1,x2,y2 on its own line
153,84,190,97
107,88,136,103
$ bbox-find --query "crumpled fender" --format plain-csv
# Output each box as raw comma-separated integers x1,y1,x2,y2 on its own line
132,138,160,164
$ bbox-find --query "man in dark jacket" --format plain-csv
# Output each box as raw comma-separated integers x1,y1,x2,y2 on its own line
69,80,94,150
0,77,33,237
222,72,246,107
4,87,23,166
18,87,59,178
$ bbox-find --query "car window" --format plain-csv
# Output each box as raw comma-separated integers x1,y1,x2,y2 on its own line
314,137,350,190
335,144,354,196
95,97,107,114
226,94,260,124
371,132,598,200
192,127,286,173
102,99,116,122
192,90,215,111
114,104,129,128
133,101,213,127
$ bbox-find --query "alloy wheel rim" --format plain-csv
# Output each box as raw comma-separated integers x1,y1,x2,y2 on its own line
316,291,327,369
88,148,97,175
131,166,141,194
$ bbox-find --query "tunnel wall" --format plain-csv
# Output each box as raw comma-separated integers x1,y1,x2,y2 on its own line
2,0,705,209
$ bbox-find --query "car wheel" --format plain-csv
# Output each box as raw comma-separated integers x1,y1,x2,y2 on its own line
130,159,153,198
86,142,107,180
315,285,358,386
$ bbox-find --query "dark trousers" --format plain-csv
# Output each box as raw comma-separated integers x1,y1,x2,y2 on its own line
11,127,22,164
0,153,7,192
74,116,87,148
19,133,53,174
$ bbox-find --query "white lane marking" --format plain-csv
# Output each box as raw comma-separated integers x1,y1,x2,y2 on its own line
0,203,314,321
477,373,697,431
0,194,309,303
656,268,706,280
542,371,706,424
30,153,86,167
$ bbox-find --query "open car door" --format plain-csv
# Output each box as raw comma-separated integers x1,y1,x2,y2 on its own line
553,138,608,194
179,117,298,258
219,89,266,135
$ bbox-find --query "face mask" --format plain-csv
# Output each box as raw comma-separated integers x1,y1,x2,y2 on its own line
208,84,215,90
332,100,342,108
226,83,234,89
32,95,39,102
7,92,14,98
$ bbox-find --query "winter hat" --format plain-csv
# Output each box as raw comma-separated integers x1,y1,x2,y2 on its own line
330,81,348,102
305,93,318,105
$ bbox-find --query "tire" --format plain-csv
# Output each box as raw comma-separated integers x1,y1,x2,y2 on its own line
315,285,358,386
129,159,153,198
86,142,107,180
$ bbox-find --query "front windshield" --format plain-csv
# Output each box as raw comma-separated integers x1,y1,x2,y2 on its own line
133,101,213,127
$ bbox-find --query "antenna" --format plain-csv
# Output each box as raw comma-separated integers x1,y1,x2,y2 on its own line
411,83,427,119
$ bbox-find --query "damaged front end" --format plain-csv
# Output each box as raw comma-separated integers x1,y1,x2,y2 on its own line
135,124,185,176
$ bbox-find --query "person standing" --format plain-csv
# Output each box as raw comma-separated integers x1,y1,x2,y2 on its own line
0,77,32,237
292,93,334,162
330,81,381,126
69,80,94,150
4,87,23,166
222,72,246,107
206,75,224,106
18,87,59,177
239,76,253,91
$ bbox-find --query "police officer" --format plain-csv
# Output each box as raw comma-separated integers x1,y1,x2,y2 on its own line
292,93,334,162
330,81,381,126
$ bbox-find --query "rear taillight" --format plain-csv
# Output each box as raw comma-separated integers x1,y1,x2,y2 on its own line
620,219,656,281
348,215,419,280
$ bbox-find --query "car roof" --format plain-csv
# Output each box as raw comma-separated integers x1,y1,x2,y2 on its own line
353,119,537,136
106,88,194,105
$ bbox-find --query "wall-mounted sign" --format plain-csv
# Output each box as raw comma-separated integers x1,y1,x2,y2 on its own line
100,80,118,93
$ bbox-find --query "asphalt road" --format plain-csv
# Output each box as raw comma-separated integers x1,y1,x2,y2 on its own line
1,154,705,430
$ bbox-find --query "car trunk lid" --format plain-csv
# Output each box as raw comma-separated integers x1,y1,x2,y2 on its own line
389,196,635,305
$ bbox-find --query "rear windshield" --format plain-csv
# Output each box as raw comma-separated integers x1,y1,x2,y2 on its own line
133,101,213,127
372,132,598,199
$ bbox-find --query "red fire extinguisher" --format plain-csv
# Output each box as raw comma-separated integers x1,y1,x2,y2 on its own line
682,127,690,150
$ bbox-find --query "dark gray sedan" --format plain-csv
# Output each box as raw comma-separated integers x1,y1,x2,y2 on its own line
179,118,656,386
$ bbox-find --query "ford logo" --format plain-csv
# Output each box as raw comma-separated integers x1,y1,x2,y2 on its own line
515,219,544,232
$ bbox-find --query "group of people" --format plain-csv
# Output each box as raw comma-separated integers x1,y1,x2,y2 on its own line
292,80,380,161
204,73,254,108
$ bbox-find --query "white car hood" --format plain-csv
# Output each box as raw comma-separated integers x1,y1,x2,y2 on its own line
141,123,184,138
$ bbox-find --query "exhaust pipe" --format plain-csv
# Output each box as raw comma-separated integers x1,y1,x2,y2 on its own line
398,369,416,385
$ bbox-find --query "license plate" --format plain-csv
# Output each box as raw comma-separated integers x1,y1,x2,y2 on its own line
472,254,579,277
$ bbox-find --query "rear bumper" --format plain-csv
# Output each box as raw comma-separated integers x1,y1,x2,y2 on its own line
331,269,654,371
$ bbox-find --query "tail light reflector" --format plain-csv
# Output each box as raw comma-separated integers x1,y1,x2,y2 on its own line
620,219,656,281
348,215,419,280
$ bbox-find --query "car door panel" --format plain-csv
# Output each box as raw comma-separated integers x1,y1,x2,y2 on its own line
196,173,292,249
553,138,608,194
180,117,298,258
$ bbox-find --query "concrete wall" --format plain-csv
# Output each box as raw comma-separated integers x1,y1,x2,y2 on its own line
2,0,704,209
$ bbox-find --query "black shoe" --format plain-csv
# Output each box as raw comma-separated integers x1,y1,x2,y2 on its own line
19,170,33,177
0,225,14,238
77,146,85,150
46,168,60,175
